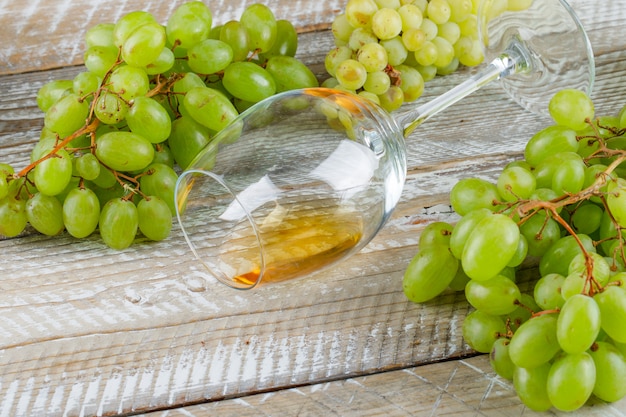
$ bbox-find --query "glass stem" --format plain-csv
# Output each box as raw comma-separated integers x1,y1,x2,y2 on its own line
397,38,531,137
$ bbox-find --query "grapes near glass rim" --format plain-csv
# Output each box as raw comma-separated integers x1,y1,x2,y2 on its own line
404,88,626,411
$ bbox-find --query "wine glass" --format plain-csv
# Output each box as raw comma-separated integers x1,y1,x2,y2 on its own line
175,0,594,290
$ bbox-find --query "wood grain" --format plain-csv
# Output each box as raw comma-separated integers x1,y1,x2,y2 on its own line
0,0,625,416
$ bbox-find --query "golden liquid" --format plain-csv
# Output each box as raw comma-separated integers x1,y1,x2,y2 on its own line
220,207,363,287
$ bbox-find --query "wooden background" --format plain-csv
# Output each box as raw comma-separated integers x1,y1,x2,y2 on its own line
1,0,626,415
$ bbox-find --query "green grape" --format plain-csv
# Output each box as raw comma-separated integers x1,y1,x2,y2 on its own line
348,28,379,51
419,18,438,40
490,338,515,380
261,19,298,59
139,163,178,215
168,116,212,170
507,234,528,268
462,310,506,353
551,156,585,195
72,71,100,96
496,165,536,202
187,39,233,75
465,274,521,315
331,14,354,43
461,213,520,281
435,57,459,76
401,28,427,51
513,363,553,411
75,153,101,181
183,86,239,132
431,36,455,68
398,4,423,31
371,8,403,40
108,65,149,101
539,234,595,277
533,151,582,189
222,62,277,103
240,3,277,53
589,341,626,402
395,64,424,102
219,21,250,62
524,125,578,167
508,314,559,369
568,251,611,286
145,47,175,75
438,21,461,45
85,22,115,48
556,294,600,353
570,202,603,235
377,85,404,112
548,88,595,131
83,45,119,77
325,46,354,77
606,178,626,228
0,177,8,201
453,36,483,66
534,273,566,310
414,41,438,66
345,0,379,29
335,59,368,91
448,267,470,291
449,177,499,215
44,93,90,137
94,92,129,125
121,21,166,68
166,1,212,49
380,37,408,66
547,352,596,411
363,71,391,95
357,42,389,72
152,143,175,168
62,187,100,238
265,56,319,93
113,11,156,47
0,195,27,237
33,149,73,197
598,209,621,256
427,0,451,24
127,96,171,144
90,163,117,189
36,79,74,112
99,198,138,250
357,91,380,105
137,197,172,241
25,193,64,236
519,212,561,257
449,208,492,259
418,221,453,248
95,131,154,172
402,245,458,303
595,286,626,343
506,293,539,332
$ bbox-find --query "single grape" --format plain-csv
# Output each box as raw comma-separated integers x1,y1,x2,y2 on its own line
25,193,64,236
508,313,560,369
414,41,438,66
113,11,156,47
377,85,404,112
187,39,234,75
83,45,119,77
513,363,553,411
569,202,603,235
331,14,354,43
539,233,595,277
589,341,626,403
348,28,379,51
438,21,461,45
139,163,178,216
427,0,451,24
36,80,74,113
524,125,578,167
449,208,492,259
363,71,391,95
357,42,389,72
240,3,277,53
401,28,427,51
548,88,595,131
547,352,596,411
44,93,90,138
94,92,129,125
568,251,611,287
265,56,319,92
121,21,166,68
99,198,138,250
137,197,172,241
96,131,154,173
371,8,403,40
222,62,277,103
380,37,408,66
167,116,212,170
449,177,500,215
72,71,100,96
126,96,172,144
461,213,520,282
462,310,507,353
519,212,561,257
402,245,458,303
418,221,453,248
398,4,423,31
396,64,424,102
220,20,250,62
108,65,150,101
345,0,379,29
63,187,100,238
33,149,73,197
183,86,239,132
556,294,601,353
0,195,28,237
533,273,566,310
465,274,521,315
595,286,626,343
166,1,212,49
496,165,536,201
490,338,515,380
75,153,101,181
85,22,115,48
335,59,368,91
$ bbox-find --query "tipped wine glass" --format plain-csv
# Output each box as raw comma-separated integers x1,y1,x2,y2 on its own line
174,0,595,290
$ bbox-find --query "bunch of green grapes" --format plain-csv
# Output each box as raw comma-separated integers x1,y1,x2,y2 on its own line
403,89,626,412
324,0,501,112
0,1,318,250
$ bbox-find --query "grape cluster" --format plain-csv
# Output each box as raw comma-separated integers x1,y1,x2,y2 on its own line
324,0,493,112
0,2,318,249
403,89,626,411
